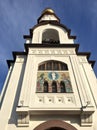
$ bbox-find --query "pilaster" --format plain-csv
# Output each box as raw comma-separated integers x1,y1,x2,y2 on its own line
0,56,26,130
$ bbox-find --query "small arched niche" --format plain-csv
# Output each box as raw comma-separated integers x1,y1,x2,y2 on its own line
43,80,49,92
52,81,57,93
42,29,60,44
60,81,66,93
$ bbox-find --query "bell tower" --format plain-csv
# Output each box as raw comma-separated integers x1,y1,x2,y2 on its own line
0,8,97,130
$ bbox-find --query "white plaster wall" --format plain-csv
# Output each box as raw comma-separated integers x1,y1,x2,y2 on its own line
93,110,97,130
78,61,97,130
29,54,81,109
17,47,96,112
18,48,79,108
0,63,13,108
0,56,26,130
15,48,80,110
32,24,74,44
5,114,96,130
18,54,37,107
1,48,97,130
80,63,97,107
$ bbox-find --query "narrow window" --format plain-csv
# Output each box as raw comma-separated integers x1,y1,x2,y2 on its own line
65,79,73,93
53,62,59,70
52,81,57,93
60,81,66,93
43,81,48,92
46,62,52,70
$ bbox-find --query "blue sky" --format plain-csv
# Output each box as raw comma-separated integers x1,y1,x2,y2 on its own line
0,0,97,92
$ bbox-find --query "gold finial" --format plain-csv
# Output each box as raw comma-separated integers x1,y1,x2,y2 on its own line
42,8,54,14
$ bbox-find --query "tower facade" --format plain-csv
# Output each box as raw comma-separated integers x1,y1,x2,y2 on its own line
0,8,97,130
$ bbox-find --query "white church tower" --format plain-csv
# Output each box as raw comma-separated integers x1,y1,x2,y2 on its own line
0,8,97,130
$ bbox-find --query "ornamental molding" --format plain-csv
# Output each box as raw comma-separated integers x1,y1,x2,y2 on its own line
29,49,75,55
78,57,87,63
17,111,29,127
16,56,26,62
32,94,76,106
80,113,92,126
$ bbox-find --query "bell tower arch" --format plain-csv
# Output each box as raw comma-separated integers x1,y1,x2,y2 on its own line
42,29,60,44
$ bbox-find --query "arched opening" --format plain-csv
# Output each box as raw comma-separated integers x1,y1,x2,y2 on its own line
37,60,73,93
44,81,48,92
60,81,66,93
38,60,68,71
42,29,60,44
52,81,57,93
34,120,77,130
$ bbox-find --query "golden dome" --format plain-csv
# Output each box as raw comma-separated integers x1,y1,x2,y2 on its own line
42,8,54,14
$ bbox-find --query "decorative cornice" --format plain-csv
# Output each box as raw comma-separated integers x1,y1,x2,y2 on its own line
89,60,95,67
7,43,95,68
23,35,32,39
23,21,76,40
7,52,27,68
77,52,95,67
24,43,79,53
12,52,27,60
77,52,91,60
7,60,14,68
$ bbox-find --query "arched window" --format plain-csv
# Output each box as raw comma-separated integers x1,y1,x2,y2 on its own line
52,81,57,93
43,81,48,92
36,60,73,93
64,79,73,93
60,81,66,93
38,60,68,71
42,29,60,44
